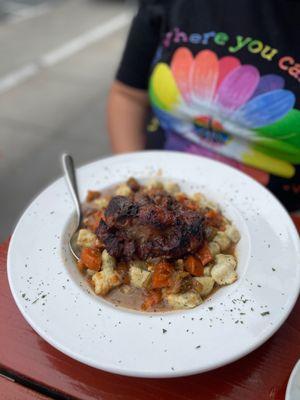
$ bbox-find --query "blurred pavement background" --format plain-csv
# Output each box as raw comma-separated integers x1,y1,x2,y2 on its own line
0,0,135,241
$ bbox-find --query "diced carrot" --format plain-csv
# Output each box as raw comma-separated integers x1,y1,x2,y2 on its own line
151,261,174,289
77,259,86,273
80,248,102,271
176,193,188,203
185,255,204,276
204,209,223,229
86,190,101,202
205,210,218,219
197,242,213,266
141,290,162,310
185,200,198,211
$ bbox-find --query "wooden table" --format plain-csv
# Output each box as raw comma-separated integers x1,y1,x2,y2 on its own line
1,239,299,400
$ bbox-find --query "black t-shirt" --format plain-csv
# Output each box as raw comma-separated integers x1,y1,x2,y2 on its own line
116,0,300,214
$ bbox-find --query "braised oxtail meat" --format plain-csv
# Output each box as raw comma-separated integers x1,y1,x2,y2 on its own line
97,190,205,261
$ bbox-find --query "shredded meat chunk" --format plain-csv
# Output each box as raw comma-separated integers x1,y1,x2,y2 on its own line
97,189,205,261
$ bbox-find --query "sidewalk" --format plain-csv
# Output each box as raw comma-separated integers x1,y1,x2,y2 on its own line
0,0,134,241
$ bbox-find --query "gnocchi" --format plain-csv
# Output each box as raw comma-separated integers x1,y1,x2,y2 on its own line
166,291,203,309
208,241,221,256
193,192,219,210
129,266,151,288
115,183,132,197
146,178,164,190
225,224,241,244
212,232,231,252
91,250,121,295
194,276,215,296
77,229,97,248
211,254,237,285
92,197,109,210
164,181,180,194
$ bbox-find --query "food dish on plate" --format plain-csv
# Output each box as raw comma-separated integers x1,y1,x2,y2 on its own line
7,152,300,377
76,178,240,311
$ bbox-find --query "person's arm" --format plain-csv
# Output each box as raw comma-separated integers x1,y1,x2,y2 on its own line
107,80,149,153
106,2,163,153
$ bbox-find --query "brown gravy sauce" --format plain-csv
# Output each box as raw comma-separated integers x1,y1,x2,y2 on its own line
103,244,237,312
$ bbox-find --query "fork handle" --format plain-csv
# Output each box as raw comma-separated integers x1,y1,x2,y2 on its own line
62,153,82,226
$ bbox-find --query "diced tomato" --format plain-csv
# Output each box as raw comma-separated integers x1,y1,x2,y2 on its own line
80,248,102,271
204,209,223,229
86,190,101,202
141,290,162,310
197,242,213,266
185,255,204,276
151,261,173,289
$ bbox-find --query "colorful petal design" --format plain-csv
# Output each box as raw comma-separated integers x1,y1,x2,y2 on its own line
190,50,219,104
215,65,260,111
256,109,300,144
242,148,295,178
149,76,167,111
150,63,181,111
152,106,180,131
234,89,296,128
216,56,241,90
149,48,299,177
251,74,284,98
254,140,300,164
171,47,194,104
153,106,194,134
185,140,270,185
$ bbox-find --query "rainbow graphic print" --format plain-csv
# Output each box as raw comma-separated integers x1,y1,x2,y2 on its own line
149,48,300,179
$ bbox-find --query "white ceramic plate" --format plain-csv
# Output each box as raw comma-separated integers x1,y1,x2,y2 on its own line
8,151,300,378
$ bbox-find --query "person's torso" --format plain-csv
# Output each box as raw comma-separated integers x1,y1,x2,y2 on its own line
146,0,300,211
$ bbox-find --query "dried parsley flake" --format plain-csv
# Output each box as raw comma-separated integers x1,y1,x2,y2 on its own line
261,311,270,316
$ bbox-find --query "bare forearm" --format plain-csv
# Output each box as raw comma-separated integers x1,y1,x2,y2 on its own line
107,81,149,154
